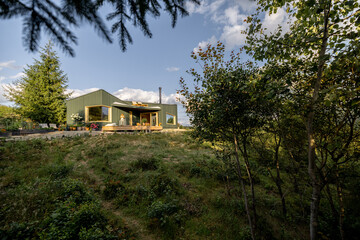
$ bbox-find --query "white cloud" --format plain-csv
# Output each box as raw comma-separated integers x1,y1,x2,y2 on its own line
236,0,258,13
193,35,218,53
220,24,247,48
9,72,25,79
0,83,12,104
177,106,190,126
166,67,180,72
112,87,179,104
0,72,25,83
263,8,290,34
190,1,291,51
186,0,226,15
0,60,22,70
67,88,100,99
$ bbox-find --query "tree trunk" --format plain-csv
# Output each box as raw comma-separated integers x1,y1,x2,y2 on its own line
274,134,287,217
233,134,255,240
307,3,330,239
336,167,345,240
324,183,338,222
240,136,257,231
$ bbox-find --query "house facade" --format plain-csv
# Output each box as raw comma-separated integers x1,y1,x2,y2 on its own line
66,89,178,129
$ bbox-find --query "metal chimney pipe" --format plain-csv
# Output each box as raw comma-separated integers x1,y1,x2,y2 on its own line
159,87,162,104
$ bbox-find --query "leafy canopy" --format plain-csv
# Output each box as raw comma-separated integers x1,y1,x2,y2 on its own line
179,42,276,143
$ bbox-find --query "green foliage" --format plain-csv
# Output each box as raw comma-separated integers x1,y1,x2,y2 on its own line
0,171,124,239
2,133,358,239
4,41,70,125
130,156,160,171
179,42,273,144
0,105,17,118
103,180,125,200
45,162,74,180
59,179,95,205
150,173,181,197
39,200,107,239
147,199,184,238
245,1,360,238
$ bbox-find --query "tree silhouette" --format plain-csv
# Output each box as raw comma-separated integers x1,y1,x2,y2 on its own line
0,0,199,56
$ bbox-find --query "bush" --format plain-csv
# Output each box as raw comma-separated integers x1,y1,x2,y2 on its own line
85,146,106,158
45,162,73,180
130,156,160,171
78,226,118,240
39,200,109,239
150,173,181,197
147,200,184,238
0,222,37,240
103,180,125,200
60,179,95,204
147,200,180,225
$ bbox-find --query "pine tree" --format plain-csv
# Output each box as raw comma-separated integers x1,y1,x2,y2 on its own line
4,41,70,125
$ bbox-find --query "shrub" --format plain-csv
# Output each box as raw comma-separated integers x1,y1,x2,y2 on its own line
131,156,160,171
147,200,184,238
45,163,73,180
103,180,125,200
147,200,180,224
0,222,37,240
78,226,118,240
150,173,181,197
60,179,94,204
39,200,109,239
85,146,106,158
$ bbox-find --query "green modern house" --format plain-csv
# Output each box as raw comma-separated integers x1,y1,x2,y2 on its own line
66,89,178,131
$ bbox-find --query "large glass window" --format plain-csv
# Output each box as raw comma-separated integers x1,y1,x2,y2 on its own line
88,106,110,121
166,113,175,125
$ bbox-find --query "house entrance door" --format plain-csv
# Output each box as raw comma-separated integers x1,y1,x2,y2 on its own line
151,114,157,126
140,112,158,126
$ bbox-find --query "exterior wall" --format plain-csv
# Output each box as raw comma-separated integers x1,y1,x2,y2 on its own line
66,89,178,129
100,91,131,126
159,104,178,129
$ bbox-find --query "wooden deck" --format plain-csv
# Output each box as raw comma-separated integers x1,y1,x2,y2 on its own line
102,125,163,132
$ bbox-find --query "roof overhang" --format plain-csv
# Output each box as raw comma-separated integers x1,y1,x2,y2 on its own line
112,102,161,112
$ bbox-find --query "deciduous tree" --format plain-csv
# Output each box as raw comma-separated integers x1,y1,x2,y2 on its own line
245,1,360,239
179,42,276,239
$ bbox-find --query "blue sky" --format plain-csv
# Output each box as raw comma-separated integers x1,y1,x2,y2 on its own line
0,0,289,125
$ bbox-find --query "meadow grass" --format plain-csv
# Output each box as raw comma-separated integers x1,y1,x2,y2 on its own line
0,132,307,239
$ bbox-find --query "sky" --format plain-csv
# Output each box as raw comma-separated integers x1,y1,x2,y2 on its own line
0,0,290,125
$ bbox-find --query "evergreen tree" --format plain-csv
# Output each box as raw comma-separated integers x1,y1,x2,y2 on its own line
4,41,69,125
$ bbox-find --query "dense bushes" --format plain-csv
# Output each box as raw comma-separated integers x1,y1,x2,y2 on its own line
1,178,125,239
0,137,133,239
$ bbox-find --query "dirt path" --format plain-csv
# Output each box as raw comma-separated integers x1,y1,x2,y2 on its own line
65,146,155,240
102,201,156,240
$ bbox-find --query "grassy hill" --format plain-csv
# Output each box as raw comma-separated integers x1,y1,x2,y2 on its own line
1,132,353,239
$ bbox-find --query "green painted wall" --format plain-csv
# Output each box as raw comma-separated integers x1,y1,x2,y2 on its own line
66,89,178,129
